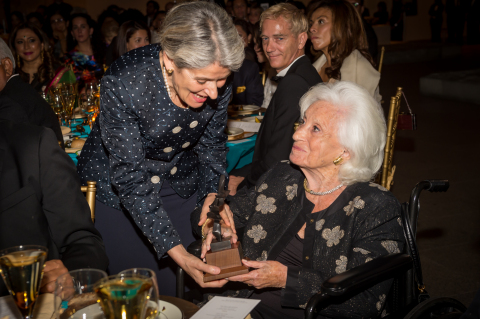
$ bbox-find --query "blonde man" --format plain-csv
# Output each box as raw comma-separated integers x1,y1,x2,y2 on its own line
229,3,322,194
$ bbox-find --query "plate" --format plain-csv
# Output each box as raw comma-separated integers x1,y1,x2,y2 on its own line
226,127,244,140
241,116,264,123
228,105,263,116
159,300,183,319
61,126,71,135
62,300,183,319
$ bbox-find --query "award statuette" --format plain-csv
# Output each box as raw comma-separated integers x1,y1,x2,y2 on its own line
203,175,249,282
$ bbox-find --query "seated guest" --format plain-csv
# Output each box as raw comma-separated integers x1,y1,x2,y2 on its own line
10,11,24,31
197,81,404,319
0,119,109,296
49,10,69,59
9,23,57,93
309,0,381,103
26,12,45,30
150,10,166,43
248,3,263,25
65,13,103,84
233,0,248,20
229,3,322,193
232,19,264,107
0,38,63,147
372,1,389,25
116,20,150,58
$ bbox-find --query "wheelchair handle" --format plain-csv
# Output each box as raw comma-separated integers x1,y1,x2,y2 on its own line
408,180,449,235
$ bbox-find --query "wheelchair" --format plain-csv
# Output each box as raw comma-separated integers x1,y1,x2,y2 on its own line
305,180,467,319
177,180,468,318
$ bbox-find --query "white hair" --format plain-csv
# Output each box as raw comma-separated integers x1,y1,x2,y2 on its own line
0,38,15,69
159,2,244,71
299,81,386,185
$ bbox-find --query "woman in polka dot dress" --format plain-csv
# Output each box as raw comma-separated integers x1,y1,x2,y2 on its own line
77,2,245,295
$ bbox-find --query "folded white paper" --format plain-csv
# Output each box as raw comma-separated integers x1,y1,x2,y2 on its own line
191,296,260,319
227,120,261,133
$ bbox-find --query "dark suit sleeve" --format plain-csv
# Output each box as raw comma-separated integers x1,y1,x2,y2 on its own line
248,74,309,184
38,127,108,271
0,96,29,123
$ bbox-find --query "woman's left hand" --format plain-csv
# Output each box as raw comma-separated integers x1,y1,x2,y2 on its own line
227,259,288,289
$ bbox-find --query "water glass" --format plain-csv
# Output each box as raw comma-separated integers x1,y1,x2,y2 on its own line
54,268,108,319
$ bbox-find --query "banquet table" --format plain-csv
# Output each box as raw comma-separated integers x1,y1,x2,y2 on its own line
65,122,257,173
0,293,200,319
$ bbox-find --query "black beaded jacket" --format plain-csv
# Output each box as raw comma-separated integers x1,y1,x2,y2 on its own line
78,44,230,258
193,161,405,318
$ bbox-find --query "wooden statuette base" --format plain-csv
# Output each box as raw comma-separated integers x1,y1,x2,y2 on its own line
203,241,249,282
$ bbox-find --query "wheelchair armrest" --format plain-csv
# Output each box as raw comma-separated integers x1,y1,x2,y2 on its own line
305,253,412,319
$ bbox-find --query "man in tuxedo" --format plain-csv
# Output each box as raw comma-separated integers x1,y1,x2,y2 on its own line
0,39,64,148
0,120,108,296
232,58,264,107
229,3,322,192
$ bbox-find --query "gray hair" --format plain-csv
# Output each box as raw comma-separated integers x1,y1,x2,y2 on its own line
299,81,386,185
159,1,244,71
0,38,15,69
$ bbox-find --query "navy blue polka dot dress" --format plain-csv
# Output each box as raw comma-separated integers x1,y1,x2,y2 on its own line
77,44,230,291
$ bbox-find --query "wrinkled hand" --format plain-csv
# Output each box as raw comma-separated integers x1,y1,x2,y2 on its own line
201,220,238,259
227,260,288,289
228,176,245,196
168,245,228,288
40,260,69,293
198,194,236,234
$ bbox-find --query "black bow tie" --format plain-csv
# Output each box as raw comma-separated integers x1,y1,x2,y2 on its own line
271,75,283,83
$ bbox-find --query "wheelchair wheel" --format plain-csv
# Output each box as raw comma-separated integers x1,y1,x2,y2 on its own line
404,297,467,319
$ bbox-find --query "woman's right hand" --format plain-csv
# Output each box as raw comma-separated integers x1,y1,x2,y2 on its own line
200,221,238,259
168,245,228,288
198,194,236,234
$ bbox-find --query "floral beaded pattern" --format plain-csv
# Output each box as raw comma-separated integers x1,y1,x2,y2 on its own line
322,226,345,247
255,194,277,214
343,196,366,216
285,184,298,200
247,225,267,243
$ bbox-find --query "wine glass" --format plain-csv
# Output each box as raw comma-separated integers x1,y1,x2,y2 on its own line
0,245,48,319
94,273,157,319
54,269,108,319
49,89,65,126
118,268,160,319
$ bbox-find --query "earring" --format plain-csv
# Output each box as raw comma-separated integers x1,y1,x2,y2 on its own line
16,54,21,68
166,68,173,75
333,156,343,165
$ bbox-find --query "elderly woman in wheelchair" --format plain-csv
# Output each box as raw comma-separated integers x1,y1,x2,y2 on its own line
196,81,405,319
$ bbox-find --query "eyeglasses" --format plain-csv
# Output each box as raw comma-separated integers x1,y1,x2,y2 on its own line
51,18,64,24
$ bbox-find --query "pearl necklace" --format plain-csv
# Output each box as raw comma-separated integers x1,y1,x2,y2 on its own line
162,65,172,99
303,178,344,196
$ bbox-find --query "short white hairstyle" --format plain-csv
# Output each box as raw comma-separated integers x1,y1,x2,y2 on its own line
299,81,386,185
0,38,15,69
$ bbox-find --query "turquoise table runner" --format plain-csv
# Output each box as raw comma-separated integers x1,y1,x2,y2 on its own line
67,123,257,173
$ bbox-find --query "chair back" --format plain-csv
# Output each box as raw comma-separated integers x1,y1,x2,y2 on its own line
381,87,402,190
81,181,97,222
378,46,385,74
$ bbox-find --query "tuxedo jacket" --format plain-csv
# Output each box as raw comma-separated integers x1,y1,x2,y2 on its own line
0,120,108,295
0,75,63,146
236,56,322,187
232,59,264,107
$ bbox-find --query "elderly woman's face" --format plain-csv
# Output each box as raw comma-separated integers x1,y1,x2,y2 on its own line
290,101,346,170
165,58,231,108
309,7,332,53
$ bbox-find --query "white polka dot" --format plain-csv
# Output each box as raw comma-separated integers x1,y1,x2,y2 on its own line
172,126,182,134
164,147,173,153
170,167,177,175
182,142,190,148
151,176,160,184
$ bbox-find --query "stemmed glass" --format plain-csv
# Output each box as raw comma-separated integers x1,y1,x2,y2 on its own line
49,88,65,127
118,268,160,319
54,269,108,319
94,272,158,319
0,245,48,319
59,83,78,128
